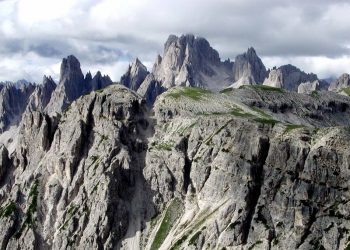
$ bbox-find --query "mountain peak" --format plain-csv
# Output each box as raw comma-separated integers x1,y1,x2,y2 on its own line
120,58,149,91
59,55,82,81
232,47,267,86
247,46,257,54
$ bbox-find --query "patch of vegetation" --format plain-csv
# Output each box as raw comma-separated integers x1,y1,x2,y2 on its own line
254,118,279,126
151,198,183,250
167,87,211,101
248,240,263,250
220,88,233,94
284,124,305,133
0,201,16,218
59,204,79,231
15,179,39,238
341,87,350,96
242,84,284,93
189,230,202,245
90,182,99,195
95,89,104,93
250,106,271,118
151,141,174,151
311,90,320,98
90,155,99,165
170,234,189,250
230,107,253,118
345,243,350,250
204,119,233,145
178,121,198,135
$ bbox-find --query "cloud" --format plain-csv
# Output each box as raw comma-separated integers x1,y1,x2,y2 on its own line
0,0,350,82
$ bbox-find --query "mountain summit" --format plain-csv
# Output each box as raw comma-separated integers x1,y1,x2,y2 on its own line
46,55,112,114
231,47,267,87
122,34,234,104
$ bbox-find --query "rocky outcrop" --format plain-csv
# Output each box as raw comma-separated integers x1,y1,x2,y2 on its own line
297,80,329,94
329,73,350,91
0,82,36,132
136,74,166,105
45,55,113,114
45,55,86,114
26,76,57,112
136,34,234,104
141,87,350,250
0,85,154,249
1,84,350,249
152,34,233,89
231,47,267,88
264,64,318,91
120,58,149,91
87,71,113,91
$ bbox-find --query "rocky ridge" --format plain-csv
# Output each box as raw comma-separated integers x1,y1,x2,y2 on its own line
0,83,350,249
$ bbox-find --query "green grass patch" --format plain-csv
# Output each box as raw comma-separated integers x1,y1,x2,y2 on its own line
170,234,189,250
345,243,350,250
151,198,183,250
254,118,279,126
0,201,16,218
151,141,174,151
241,84,284,93
311,90,320,98
230,107,253,117
220,88,233,94
189,230,203,245
250,106,271,118
284,124,305,133
341,87,350,96
167,87,211,101
59,204,79,231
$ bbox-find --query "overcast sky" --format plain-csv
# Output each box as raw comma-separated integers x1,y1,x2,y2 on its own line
1,0,350,83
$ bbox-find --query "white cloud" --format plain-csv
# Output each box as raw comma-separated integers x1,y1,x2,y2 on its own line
0,0,350,82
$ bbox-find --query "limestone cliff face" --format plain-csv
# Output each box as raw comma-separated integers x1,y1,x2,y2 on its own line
0,85,153,249
263,64,318,91
135,34,234,104
231,47,267,87
120,58,149,91
46,55,113,114
329,73,350,91
1,83,350,250
0,82,36,132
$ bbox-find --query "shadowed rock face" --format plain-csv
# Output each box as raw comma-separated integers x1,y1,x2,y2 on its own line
264,64,318,91
232,47,267,87
1,84,350,249
120,58,149,91
26,76,57,112
0,82,36,132
46,55,113,114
